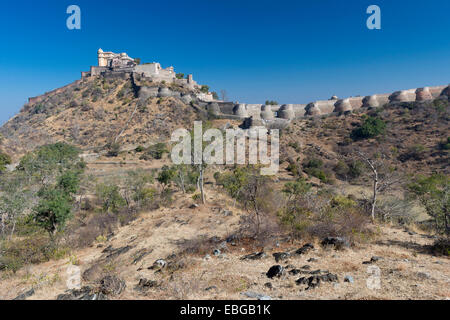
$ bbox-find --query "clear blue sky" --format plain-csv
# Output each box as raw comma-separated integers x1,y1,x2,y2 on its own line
1,0,449,124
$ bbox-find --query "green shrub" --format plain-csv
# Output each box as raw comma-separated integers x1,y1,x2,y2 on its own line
431,238,450,256
286,162,301,176
303,158,323,169
33,188,72,235
305,167,329,183
351,116,386,140
116,88,126,99
333,161,349,179
96,183,126,214
0,235,54,272
176,73,184,79
157,165,176,188
439,137,450,151
348,160,364,179
139,143,168,160
106,142,121,157
288,141,301,152
0,151,11,172
400,144,427,161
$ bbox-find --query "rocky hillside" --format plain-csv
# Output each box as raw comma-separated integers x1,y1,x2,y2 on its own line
0,76,448,301
0,76,201,160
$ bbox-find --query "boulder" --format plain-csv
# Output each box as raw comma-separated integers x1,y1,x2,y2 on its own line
99,275,126,296
134,278,158,292
241,291,272,300
417,272,431,280
295,243,314,255
240,252,267,261
266,265,285,278
272,252,290,263
370,256,383,262
296,272,339,290
321,237,350,249
13,288,35,300
148,259,167,270
344,275,354,283
56,286,107,300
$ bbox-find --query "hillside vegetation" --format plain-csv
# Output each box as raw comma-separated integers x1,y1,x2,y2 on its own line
0,77,448,300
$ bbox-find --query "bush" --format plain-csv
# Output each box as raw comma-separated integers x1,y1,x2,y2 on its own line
139,143,168,160
286,162,301,176
288,141,301,152
200,85,209,93
348,160,364,179
33,188,73,235
96,183,126,214
351,116,386,140
265,100,278,105
107,142,121,157
176,73,184,79
333,161,349,179
400,144,427,161
303,158,323,169
430,238,450,256
279,189,371,245
439,137,450,151
0,151,11,172
0,235,54,272
302,158,332,183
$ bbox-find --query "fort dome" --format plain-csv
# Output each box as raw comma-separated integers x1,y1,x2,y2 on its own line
362,95,379,108
278,104,295,120
334,98,352,113
233,104,248,117
416,87,433,101
260,105,274,120
207,102,221,115
305,102,321,116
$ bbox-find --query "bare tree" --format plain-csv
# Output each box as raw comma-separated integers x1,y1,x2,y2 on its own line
355,150,403,221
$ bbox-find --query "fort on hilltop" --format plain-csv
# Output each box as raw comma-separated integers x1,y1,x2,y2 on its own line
28,49,449,130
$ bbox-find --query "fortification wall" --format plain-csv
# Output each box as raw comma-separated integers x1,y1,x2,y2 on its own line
208,84,449,129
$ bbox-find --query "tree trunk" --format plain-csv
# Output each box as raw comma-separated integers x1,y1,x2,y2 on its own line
199,166,205,204
371,173,378,221
9,219,16,240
